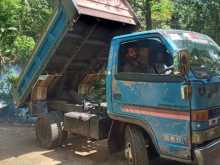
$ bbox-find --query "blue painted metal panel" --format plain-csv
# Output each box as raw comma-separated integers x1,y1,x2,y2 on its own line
191,81,220,110
15,2,72,105
190,79,220,131
107,31,192,160
111,81,191,159
114,81,189,110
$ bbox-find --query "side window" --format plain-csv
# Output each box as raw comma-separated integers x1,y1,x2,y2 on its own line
118,38,173,75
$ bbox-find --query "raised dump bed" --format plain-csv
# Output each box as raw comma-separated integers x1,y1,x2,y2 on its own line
15,0,139,107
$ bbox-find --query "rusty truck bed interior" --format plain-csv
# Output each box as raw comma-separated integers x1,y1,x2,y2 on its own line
44,16,135,105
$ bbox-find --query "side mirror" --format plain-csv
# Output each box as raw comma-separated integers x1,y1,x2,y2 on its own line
174,49,190,76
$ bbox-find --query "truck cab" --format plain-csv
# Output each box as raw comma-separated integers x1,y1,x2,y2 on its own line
107,30,220,164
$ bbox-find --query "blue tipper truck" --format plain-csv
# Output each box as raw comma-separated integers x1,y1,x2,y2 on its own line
14,0,220,165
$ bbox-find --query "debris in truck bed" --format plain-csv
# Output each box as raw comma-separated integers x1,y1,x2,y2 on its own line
79,69,106,103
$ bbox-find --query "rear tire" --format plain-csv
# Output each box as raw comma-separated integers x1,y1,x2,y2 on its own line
36,111,67,149
124,125,149,165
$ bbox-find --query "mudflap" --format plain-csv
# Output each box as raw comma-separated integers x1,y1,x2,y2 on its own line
194,139,220,165
108,121,125,154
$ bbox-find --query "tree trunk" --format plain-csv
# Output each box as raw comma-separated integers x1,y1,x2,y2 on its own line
145,0,152,30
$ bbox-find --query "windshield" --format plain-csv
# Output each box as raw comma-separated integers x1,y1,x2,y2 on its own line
164,31,220,78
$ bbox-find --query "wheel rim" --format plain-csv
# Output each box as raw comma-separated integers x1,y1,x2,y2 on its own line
125,142,134,165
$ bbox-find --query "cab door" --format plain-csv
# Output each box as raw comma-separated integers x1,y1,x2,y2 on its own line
111,34,192,160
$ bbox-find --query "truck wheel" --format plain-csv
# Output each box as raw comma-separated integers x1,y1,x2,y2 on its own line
36,111,67,149
124,125,149,165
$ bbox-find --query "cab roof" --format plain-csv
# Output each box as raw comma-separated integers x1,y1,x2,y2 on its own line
112,29,206,40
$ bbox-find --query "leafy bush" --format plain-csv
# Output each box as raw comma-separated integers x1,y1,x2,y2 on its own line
0,0,52,66
14,35,35,64
0,0,21,56
0,65,20,96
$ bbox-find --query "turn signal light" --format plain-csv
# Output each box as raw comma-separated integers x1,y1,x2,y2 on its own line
192,110,209,121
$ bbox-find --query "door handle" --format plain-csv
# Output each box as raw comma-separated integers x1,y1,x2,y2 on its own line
113,93,122,100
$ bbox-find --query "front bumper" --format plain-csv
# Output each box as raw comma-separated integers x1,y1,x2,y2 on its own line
194,139,220,165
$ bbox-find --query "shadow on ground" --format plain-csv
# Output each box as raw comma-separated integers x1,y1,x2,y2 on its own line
44,135,185,165
0,123,185,165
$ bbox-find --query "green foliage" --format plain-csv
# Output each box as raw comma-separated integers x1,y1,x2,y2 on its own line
0,0,52,66
0,0,52,101
14,35,35,64
0,0,21,56
0,66,18,96
151,0,173,28
18,0,52,40
129,0,219,44
129,0,173,30
172,0,220,44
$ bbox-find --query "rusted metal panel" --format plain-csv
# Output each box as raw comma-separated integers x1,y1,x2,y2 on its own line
48,100,84,112
78,73,105,96
31,75,60,101
64,111,111,140
31,87,47,101
74,0,139,25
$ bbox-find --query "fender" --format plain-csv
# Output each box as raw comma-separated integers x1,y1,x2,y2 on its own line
108,112,160,154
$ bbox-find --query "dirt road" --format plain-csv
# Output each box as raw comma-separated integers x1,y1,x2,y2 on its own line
0,123,184,165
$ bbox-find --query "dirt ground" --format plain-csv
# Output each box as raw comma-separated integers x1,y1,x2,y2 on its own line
0,123,185,165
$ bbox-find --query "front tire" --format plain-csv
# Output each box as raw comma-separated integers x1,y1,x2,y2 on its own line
124,125,149,165
36,111,67,149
